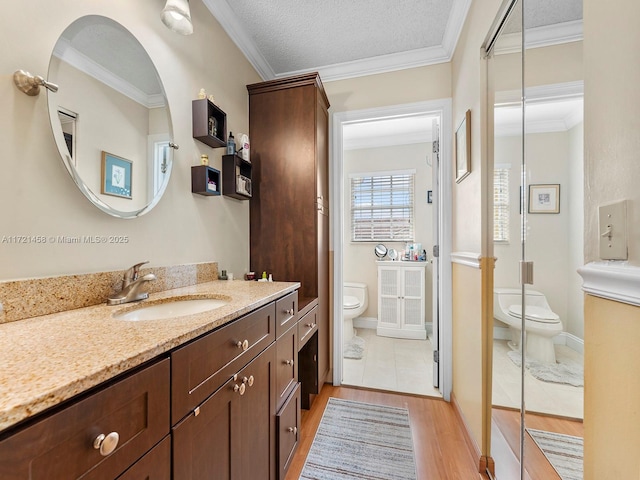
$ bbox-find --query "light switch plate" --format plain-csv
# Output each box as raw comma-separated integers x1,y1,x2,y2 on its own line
598,200,628,260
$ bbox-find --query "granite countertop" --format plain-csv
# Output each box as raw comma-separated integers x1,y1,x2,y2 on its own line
0,280,299,433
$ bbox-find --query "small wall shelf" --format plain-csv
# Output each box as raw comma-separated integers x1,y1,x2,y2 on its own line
192,99,227,149
191,165,221,196
222,154,252,200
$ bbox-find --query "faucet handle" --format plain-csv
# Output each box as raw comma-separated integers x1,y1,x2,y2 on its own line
124,261,149,283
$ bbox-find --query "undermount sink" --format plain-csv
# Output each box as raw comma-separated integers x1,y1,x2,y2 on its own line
113,298,228,321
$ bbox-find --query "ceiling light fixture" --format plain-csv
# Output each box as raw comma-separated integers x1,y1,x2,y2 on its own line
161,0,193,35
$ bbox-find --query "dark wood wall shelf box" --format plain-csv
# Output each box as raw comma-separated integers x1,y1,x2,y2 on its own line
191,165,221,196
222,154,252,200
192,99,227,148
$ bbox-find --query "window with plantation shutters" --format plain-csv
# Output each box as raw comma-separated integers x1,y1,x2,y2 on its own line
494,166,510,243
350,171,415,242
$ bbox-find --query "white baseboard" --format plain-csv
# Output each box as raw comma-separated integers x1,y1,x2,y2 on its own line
493,326,584,354
353,316,377,330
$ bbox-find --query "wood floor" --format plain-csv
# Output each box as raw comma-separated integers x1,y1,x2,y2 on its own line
284,384,487,480
492,407,583,480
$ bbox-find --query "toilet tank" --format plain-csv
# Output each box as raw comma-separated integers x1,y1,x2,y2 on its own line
344,282,368,306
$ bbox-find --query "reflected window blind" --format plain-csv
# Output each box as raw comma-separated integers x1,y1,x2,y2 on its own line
351,172,415,242
494,167,510,243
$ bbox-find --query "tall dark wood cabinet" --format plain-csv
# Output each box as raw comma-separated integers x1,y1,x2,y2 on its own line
247,73,330,406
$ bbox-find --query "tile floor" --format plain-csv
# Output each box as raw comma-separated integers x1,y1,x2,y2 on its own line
342,327,441,397
492,339,584,419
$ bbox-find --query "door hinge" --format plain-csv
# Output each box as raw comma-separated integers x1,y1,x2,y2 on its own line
520,261,534,285
432,139,439,154
433,245,440,258
433,350,439,363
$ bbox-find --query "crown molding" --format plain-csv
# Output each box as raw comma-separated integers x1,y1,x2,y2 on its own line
53,39,164,108
578,262,640,307
204,0,471,82
494,20,583,55
202,0,276,80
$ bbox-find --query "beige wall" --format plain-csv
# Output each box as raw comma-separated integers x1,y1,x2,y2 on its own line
584,295,640,479
450,0,504,458
583,0,640,477
584,0,640,265
343,143,434,320
0,0,261,281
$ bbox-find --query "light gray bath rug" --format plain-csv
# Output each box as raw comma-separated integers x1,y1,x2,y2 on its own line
300,397,417,480
507,350,584,387
528,428,583,480
343,335,365,360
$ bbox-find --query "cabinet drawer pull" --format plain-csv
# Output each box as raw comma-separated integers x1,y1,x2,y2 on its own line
287,426,298,435
93,432,119,456
236,339,249,351
234,383,246,395
243,375,254,387
285,359,294,366
284,308,294,316
305,323,315,328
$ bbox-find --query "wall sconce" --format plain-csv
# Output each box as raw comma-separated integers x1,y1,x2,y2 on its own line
161,0,193,35
13,70,59,96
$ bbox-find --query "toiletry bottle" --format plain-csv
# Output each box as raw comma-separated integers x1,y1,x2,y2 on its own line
227,132,236,155
262,271,267,280
268,274,273,282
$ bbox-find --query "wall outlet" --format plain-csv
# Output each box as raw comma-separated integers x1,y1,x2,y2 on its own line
598,200,628,260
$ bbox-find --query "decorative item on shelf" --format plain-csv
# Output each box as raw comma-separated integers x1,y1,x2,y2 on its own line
208,94,215,103
237,133,250,162
455,109,471,183
208,116,218,137
218,269,228,280
198,88,206,99
245,271,256,281
200,154,209,166
226,131,235,155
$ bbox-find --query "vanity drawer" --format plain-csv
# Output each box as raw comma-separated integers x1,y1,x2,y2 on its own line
171,302,276,424
0,358,170,480
275,291,298,339
276,323,298,412
297,305,318,350
117,436,170,480
277,382,301,480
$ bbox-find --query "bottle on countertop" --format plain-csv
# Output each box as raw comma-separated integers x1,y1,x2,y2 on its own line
227,132,236,155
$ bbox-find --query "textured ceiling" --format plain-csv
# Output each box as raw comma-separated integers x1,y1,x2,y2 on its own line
204,0,469,81
503,0,583,33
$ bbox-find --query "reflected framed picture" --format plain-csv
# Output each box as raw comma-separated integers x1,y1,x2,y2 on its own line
101,151,132,199
455,109,471,183
528,184,560,214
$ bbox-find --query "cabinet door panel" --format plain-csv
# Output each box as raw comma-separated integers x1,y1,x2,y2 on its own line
277,383,301,480
275,291,298,338
297,306,318,349
117,436,171,480
0,359,169,480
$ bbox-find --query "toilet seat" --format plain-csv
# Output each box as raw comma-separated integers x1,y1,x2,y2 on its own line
508,305,559,324
343,295,361,309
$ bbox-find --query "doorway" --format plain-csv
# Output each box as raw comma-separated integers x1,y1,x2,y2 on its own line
331,99,453,401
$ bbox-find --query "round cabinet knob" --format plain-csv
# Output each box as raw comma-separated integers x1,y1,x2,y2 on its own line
243,375,255,387
234,383,246,395
285,359,295,367
285,308,294,316
287,426,298,435
93,432,119,456
305,323,314,328
236,339,249,351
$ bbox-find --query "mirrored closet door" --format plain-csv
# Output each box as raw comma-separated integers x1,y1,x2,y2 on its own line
486,1,584,479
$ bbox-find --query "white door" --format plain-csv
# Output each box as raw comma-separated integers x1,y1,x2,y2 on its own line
431,117,441,388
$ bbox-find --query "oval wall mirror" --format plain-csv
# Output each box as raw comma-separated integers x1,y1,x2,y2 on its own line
47,15,174,218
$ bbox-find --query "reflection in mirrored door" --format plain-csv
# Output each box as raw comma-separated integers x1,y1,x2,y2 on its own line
487,0,585,478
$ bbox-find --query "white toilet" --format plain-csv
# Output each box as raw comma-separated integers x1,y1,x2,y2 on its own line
343,282,368,344
493,288,563,364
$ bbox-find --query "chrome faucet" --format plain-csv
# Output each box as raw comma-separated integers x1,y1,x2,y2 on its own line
107,261,157,305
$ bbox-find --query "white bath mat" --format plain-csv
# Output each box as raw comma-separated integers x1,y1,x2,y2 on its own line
344,335,366,360
507,350,584,387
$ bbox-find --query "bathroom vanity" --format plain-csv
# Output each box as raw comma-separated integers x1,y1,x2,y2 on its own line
0,280,305,480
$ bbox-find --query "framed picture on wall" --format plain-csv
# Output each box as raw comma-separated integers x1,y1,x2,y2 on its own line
101,151,132,199
455,109,471,183
528,184,560,214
